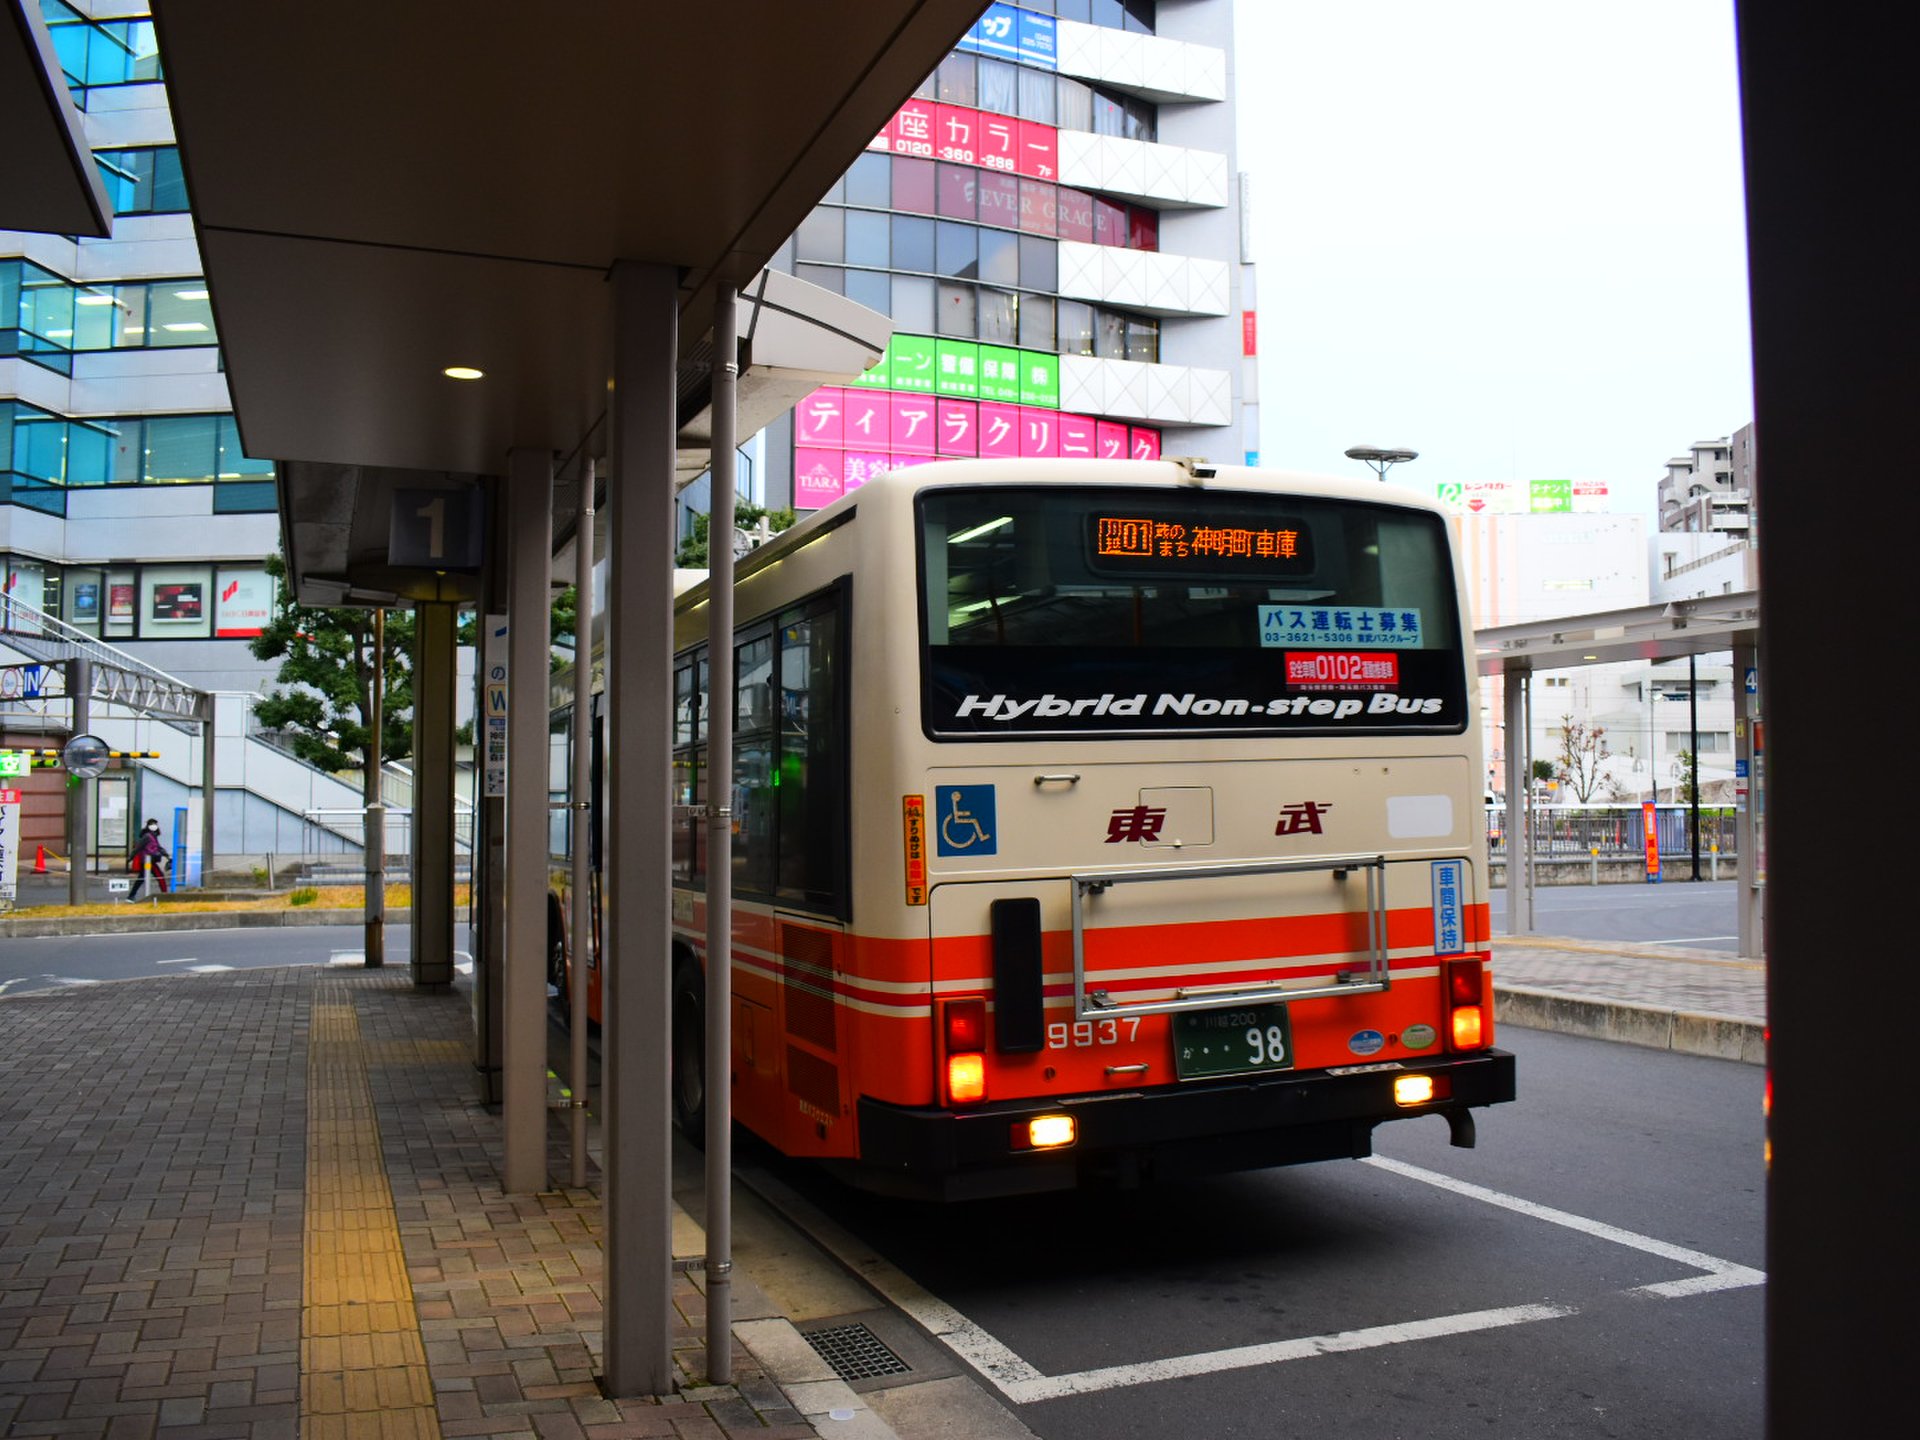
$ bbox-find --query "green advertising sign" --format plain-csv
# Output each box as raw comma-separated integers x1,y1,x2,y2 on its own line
935,340,980,399
0,752,27,779
1018,349,1059,409
888,334,938,394
1529,479,1573,513
977,345,1024,403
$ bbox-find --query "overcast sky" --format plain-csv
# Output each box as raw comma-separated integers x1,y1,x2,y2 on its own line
1232,2,1752,516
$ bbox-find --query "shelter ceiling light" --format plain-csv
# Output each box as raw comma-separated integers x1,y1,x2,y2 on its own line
443,365,484,381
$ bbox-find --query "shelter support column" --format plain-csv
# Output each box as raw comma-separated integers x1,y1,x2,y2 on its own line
1733,637,1762,958
413,600,458,988
504,448,554,1194
1501,664,1533,936
67,657,91,905
200,700,216,885
601,260,677,1396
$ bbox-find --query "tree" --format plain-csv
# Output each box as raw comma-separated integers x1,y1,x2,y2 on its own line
1671,749,1698,805
249,554,412,775
1553,714,1612,803
676,501,796,568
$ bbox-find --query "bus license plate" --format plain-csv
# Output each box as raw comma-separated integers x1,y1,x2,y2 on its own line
1173,1005,1294,1080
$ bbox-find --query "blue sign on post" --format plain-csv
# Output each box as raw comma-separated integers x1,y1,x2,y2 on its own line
172,806,197,889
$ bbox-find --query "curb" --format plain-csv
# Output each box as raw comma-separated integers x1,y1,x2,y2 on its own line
1495,983,1765,1064
1,909,404,939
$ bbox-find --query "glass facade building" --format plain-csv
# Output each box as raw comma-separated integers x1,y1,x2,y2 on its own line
766,0,1254,511
3,2,280,688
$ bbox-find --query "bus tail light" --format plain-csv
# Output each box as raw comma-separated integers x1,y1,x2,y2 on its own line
1446,958,1488,1050
1010,1114,1077,1150
947,1053,986,1105
943,998,987,1105
1394,1074,1453,1107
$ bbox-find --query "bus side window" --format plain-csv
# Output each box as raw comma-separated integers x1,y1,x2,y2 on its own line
734,632,776,895
775,597,847,913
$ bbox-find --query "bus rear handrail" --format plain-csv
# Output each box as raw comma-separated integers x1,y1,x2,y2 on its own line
1070,853,1390,1021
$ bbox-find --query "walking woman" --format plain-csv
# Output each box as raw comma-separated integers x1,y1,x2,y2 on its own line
127,818,170,899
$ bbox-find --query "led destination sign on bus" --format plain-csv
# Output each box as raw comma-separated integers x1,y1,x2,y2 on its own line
1089,512,1316,576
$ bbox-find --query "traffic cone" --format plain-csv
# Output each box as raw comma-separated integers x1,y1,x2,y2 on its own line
34,844,47,874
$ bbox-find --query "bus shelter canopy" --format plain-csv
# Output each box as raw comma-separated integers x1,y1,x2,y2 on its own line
2,0,112,236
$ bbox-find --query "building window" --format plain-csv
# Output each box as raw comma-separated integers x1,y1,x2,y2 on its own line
93,146,189,215
936,282,976,338
936,52,977,108
892,156,937,214
846,210,891,268
892,275,936,333
978,289,1018,344
892,215,936,272
845,268,890,315
978,229,1019,287
978,57,1019,117
844,152,891,208
795,208,843,264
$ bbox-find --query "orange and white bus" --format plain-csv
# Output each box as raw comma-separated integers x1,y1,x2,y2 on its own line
550,457,1514,1199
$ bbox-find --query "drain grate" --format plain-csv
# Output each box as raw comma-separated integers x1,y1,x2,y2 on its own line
804,1322,913,1382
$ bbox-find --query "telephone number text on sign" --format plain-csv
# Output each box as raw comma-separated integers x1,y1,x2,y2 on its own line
1285,651,1401,690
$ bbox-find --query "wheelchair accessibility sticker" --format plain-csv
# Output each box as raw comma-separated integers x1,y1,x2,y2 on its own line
936,785,998,857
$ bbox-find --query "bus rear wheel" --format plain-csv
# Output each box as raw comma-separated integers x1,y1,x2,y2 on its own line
671,959,706,1144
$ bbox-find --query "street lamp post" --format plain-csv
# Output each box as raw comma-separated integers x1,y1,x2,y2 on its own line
1344,446,1419,482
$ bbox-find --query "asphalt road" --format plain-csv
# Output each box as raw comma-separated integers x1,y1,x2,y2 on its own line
1489,876,1739,951
744,1025,1765,1439
0,923,428,997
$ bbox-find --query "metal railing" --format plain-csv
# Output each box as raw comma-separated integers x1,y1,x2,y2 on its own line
1487,803,1737,860
1,597,204,719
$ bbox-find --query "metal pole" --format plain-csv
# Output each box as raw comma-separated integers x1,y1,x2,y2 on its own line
705,285,738,1383
570,461,595,1189
68,657,91,906
1688,654,1701,881
365,608,386,967
200,695,216,888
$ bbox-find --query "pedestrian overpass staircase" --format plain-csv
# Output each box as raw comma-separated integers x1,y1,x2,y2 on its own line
2,598,472,874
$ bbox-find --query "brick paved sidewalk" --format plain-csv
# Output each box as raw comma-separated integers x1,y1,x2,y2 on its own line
0,968,821,1440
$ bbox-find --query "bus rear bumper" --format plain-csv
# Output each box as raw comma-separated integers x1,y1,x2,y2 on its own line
847,1049,1517,1201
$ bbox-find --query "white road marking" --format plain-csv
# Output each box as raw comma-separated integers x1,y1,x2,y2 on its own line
1363,1156,1766,1297
183,964,234,974
751,1153,1764,1404
154,957,203,965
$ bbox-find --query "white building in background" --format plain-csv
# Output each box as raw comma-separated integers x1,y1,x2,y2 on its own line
1439,469,1750,805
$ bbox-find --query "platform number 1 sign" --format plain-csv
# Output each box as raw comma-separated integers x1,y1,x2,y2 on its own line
390,485,483,570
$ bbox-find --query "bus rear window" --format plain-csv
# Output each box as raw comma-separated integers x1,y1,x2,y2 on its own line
919,484,1467,738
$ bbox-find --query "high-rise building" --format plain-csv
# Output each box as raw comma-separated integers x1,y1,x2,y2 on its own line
4,2,278,694
756,0,1254,514
1657,425,1757,541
